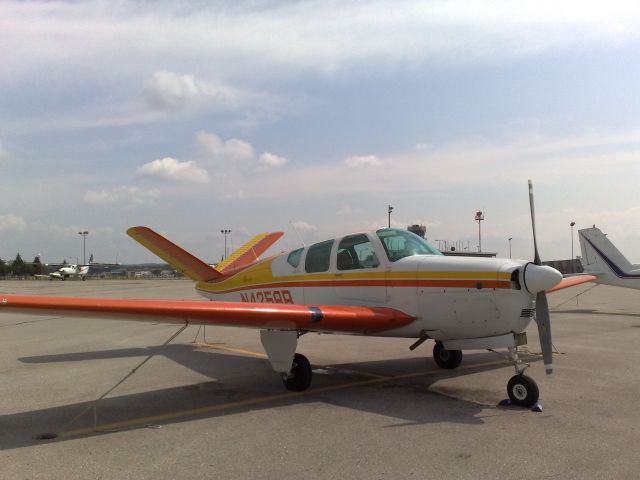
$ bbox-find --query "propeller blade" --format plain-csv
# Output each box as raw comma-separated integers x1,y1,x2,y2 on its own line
528,179,541,265
535,291,553,375
529,180,553,375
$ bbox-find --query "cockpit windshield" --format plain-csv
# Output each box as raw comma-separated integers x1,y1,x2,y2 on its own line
376,228,442,262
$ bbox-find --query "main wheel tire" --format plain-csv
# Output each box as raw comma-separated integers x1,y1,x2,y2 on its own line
281,353,312,392
433,341,463,369
507,374,539,407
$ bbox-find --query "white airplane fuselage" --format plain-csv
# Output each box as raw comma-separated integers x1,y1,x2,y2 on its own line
49,265,89,280
195,230,558,350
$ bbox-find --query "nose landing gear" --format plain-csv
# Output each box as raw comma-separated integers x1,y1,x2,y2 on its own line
507,374,539,407
506,346,540,407
430,341,541,408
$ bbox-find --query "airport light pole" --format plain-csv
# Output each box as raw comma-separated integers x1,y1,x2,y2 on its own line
570,221,576,259
387,205,394,228
221,229,232,260
508,237,513,258
78,231,88,265
475,211,484,252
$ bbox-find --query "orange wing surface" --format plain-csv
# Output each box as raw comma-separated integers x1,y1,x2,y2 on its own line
127,226,221,282
546,274,597,293
216,232,284,273
0,295,415,333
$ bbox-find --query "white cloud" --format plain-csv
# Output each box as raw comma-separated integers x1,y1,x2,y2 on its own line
135,157,210,183
414,143,434,151
0,213,26,232
197,132,290,179
345,154,392,169
0,142,9,161
197,131,255,163
142,71,205,110
83,186,159,205
142,70,245,112
291,220,317,233
217,127,640,203
258,152,289,169
224,190,247,200
336,206,363,216
47,224,114,237
3,0,640,88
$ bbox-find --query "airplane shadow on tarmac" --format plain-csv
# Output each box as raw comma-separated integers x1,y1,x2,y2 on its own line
2,345,537,450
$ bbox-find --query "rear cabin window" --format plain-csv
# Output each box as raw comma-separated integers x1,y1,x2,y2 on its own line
305,240,334,273
287,248,303,268
337,234,379,270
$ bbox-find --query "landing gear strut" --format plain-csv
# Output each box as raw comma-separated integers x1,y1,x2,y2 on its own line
281,353,312,392
433,341,463,369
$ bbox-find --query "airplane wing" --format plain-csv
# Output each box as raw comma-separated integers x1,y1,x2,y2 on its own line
0,295,415,333
546,274,597,293
216,232,284,273
127,227,222,282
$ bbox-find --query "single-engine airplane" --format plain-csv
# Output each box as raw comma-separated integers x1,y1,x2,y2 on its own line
1,182,580,407
44,264,91,281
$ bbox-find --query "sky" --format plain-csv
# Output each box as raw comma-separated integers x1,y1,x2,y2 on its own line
1,0,639,265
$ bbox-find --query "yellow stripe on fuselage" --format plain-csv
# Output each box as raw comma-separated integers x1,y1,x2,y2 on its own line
197,256,511,294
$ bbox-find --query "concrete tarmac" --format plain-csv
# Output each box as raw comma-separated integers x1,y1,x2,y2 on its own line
1,279,639,479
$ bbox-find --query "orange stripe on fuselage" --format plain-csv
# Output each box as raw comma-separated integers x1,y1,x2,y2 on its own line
198,278,511,295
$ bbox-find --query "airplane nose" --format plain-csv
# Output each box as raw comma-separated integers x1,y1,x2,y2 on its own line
523,263,562,294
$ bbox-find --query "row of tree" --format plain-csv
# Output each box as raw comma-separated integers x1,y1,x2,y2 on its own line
0,254,45,277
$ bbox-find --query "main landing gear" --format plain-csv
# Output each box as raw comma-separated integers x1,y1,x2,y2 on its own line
432,341,462,369
281,353,313,392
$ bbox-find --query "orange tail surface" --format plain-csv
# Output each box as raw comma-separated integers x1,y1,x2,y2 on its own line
216,232,284,273
127,226,221,282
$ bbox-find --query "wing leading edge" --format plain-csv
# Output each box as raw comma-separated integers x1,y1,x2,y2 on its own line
0,295,415,333
546,274,597,293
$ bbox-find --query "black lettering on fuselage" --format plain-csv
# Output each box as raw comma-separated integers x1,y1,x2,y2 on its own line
239,289,294,304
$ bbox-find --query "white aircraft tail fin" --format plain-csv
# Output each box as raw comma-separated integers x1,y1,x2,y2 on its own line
579,227,638,276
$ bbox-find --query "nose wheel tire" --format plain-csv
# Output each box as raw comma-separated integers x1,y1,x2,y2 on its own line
507,374,539,407
282,353,312,392
433,341,463,369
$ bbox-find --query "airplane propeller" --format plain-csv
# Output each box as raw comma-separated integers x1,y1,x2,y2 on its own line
528,180,554,375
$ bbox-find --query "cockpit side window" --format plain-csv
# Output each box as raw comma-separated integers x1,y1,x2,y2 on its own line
305,240,335,273
337,234,379,270
287,248,303,268
376,228,442,262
